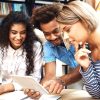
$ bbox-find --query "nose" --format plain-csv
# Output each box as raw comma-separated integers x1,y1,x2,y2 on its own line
16,33,21,39
69,38,73,43
49,34,58,40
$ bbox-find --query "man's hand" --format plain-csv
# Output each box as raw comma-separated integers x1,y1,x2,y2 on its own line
42,78,64,94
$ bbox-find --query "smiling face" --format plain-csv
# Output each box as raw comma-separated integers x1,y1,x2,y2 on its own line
59,21,89,50
9,23,26,49
40,18,62,46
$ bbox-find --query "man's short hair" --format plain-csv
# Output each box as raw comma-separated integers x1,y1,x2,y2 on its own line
31,3,63,29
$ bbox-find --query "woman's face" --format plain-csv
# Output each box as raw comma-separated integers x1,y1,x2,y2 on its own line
59,21,89,50
9,23,26,49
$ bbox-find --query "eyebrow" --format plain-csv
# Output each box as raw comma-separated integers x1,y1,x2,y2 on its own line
10,30,26,32
43,27,60,34
63,25,71,30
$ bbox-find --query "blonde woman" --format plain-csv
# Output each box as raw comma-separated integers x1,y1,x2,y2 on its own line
57,1,100,98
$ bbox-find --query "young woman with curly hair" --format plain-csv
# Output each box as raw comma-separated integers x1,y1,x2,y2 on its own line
0,11,43,95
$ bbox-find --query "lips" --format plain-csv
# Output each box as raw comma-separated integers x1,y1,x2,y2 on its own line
51,39,61,45
14,40,22,44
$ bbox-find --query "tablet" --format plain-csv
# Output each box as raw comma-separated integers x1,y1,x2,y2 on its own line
11,75,49,95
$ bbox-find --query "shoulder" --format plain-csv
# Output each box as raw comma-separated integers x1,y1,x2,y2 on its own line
43,41,54,48
33,41,42,51
34,41,42,46
91,26,100,47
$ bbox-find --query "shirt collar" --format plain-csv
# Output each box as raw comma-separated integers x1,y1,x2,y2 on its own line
47,41,65,48
7,45,24,56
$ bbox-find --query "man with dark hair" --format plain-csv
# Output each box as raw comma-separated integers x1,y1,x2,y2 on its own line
25,4,82,99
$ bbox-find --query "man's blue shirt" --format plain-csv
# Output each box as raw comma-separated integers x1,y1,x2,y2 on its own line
43,41,79,68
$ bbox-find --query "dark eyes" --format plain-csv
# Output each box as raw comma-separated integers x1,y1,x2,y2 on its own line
10,31,26,35
53,28,60,34
11,31,17,34
67,28,70,33
63,26,71,33
44,28,60,36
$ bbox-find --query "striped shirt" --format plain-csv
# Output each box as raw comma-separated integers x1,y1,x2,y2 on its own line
80,60,100,99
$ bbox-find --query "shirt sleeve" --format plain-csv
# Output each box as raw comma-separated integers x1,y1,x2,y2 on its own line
31,41,43,83
43,42,56,63
80,63,100,98
67,45,79,68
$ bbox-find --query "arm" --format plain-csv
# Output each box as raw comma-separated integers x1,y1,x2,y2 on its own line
80,63,100,99
40,42,65,94
32,41,43,82
60,66,82,85
40,61,56,84
0,83,14,95
41,44,81,94
75,47,100,98
42,66,81,94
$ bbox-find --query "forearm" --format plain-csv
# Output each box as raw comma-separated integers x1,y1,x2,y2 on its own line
40,73,56,84
60,66,82,85
0,83,15,94
80,64,100,98
41,62,56,83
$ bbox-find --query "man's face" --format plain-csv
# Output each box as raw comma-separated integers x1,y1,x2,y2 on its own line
40,18,62,46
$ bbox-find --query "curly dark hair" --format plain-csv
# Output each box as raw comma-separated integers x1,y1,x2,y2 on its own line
31,3,63,30
0,11,42,75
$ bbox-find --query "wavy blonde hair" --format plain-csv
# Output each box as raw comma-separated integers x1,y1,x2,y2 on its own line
57,1,99,33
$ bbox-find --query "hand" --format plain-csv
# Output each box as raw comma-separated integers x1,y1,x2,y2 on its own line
24,89,40,99
42,78,64,94
75,48,91,71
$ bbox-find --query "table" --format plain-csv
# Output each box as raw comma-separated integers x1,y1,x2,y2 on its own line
0,91,33,100
60,89,98,100
0,89,98,100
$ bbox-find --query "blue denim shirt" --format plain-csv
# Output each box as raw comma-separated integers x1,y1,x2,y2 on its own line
43,41,79,68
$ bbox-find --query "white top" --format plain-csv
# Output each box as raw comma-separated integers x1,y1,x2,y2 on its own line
0,41,43,90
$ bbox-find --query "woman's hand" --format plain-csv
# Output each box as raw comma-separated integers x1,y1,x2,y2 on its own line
24,89,40,99
75,48,91,71
24,77,64,99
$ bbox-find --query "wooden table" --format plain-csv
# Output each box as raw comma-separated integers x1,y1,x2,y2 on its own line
0,89,99,100
60,89,98,100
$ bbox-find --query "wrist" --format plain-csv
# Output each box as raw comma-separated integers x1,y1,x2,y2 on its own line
82,61,91,72
56,77,65,86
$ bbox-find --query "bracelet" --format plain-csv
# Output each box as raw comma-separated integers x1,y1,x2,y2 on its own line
56,77,65,86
